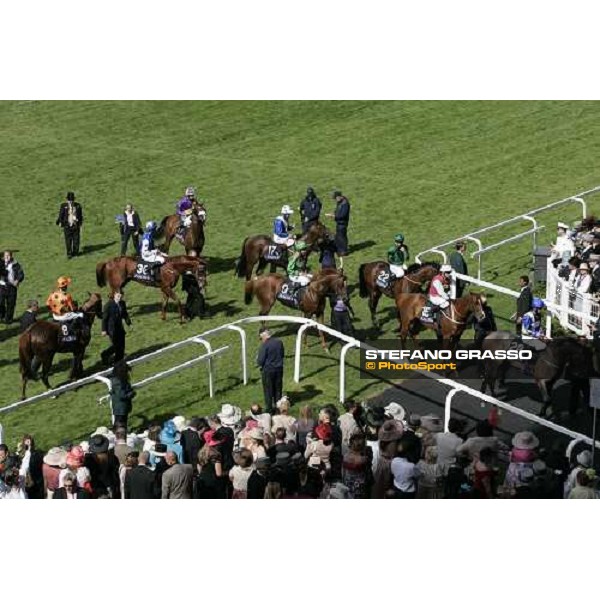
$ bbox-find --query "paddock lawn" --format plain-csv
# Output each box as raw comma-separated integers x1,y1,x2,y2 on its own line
1,100,599,448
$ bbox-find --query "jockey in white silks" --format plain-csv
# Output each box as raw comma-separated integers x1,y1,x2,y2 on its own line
140,221,167,265
273,205,296,247
428,265,453,311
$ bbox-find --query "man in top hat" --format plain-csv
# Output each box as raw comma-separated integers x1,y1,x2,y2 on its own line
56,191,84,258
550,222,575,267
325,190,351,268
0,250,24,324
299,186,322,235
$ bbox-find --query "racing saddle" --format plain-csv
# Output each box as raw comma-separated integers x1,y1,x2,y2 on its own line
276,279,307,308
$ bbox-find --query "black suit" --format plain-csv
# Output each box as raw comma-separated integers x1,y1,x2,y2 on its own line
101,299,131,364
124,465,158,499
516,285,533,334
0,260,24,323
56,201,83,257
19,310,37,333
120,211,143,255
449,251,468,297
257,336,285,412
53,487,91,499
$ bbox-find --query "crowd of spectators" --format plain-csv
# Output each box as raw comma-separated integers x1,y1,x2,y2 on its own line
1,397,597,500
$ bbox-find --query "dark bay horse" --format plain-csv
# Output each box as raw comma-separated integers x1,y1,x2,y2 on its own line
358,261,440,328
243,269,347,350
156,210,205,256
96,255,207,322
395,292,486,350
235,221,331,280
18,293,103,399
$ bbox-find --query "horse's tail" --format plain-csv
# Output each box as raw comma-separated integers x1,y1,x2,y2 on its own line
18,331,33,377
96,260,107,287
155,216,169,240
235,237,249,278
358,263,369,297
244,279,255,305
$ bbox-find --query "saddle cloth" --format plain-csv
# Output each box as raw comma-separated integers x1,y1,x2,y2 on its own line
266,243,286,262
134,259,158,284
276,280,306,308
57,320,80,344
420,302,436,324
375,266,393,290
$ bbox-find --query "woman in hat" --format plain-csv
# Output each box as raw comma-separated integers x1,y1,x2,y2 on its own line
503,431,540,493
229,448,254,499
342,432,372,499
304,423,333,471
371,420,403,499
160,420,183,464
564,449,592,498
246,427,268,461
364,406,386,475
42,447,68,499
195,431,225,499
84,434,120,498
271,397,297,443
295,404,315,451
568,469,598,499
118,451,139,499
53,471,91,499
59,445,91,493
576,262,592,293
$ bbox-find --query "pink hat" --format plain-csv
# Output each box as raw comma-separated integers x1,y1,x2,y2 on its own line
203,430,221,447
66,445,84,468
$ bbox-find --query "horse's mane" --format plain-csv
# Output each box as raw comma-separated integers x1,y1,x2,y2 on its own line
405,261,440,274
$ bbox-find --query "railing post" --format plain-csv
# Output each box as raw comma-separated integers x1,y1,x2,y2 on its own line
193,338,215,397
294,321,313,383
226,324,248,385
339,341,359,403
444,389,459,432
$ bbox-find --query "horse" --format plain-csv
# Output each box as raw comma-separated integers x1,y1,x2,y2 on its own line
395,292,486,350
95,255,207,323
235,221,331,280
18,292,103,399
156,209,205,256
243,269,348,350
534,337,594,418
358,261,440,328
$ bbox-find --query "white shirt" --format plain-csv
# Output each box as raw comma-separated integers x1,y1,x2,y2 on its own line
391,457,420,492
435,432,463,469
577,273,592,294
552,235,575,260
125,211,135,228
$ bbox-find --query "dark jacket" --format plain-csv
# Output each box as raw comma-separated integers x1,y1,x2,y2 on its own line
334,198,350,225
19,310,37,333
124,465,158,499
247,470,268,499
473,305,497,334
109,377,136,417
53,487,91,499
102,299,131,338
0,260,24,288
257,336,285,372
300,194,322,222
516,285,533,317
319,238,337,269
180,428,203,469
120,211,142,234
449,251,468,276
56,202,83,227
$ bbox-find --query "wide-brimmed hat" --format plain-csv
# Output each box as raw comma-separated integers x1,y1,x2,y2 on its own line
66,446,84,468
91,426,115,448
420,414,443,433
378,420,404,442
43,447,68,467
384,402,406,423
89,434,109,454
511,431,540,450
218,403,242,426
577,450,592,467
365,406,386,428
249,427,265,441
580,263,590,271
171,415,187,432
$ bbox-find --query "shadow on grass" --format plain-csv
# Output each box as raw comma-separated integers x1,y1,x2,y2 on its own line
204,255,239,275
0,325,21,343
82,241,118,255
349,240,377,253
207,300,243,318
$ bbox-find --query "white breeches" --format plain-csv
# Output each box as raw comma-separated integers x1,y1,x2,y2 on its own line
142,251,165,264
273,235,295,247
429,296,449,309
389,264,405,278
289,274,312,286
53,312,83,322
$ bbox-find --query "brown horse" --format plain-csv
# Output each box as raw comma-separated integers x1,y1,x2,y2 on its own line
95,255,207,322
243,269,347,349
395,292,486,350
156,209,205,256
358,261,440,328
18,293,103,399
235,221,331,280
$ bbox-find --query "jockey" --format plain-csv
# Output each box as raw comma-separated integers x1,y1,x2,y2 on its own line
273,205,295,247
287,240,312,286
46,276,82,321
180,186,207,222
521,298,545,338
428,264,453,314
387,233,409,278
141,221,167,265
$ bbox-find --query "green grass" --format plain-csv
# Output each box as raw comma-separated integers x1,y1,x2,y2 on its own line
1,100,600,449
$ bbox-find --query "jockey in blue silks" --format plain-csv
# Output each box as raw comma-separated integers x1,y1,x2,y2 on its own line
273,205,295,247
141,221,167,265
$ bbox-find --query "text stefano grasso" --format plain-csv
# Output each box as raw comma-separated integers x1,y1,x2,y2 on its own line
363,349,533,361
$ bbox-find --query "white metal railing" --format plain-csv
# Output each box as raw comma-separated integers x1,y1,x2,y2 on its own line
415,186,600,279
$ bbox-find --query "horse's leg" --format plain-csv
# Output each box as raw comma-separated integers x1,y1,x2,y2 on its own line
538,379,554,417
41,353,54,390
371,289,381,329
166,287,185,324
257,257,268,276
160,290,169,320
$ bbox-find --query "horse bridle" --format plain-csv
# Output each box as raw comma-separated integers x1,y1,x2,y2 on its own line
440,298,483,325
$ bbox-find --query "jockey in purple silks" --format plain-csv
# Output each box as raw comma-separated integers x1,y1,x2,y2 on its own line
176,186,206,238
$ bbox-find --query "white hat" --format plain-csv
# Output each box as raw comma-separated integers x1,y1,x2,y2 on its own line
276,396,290,409
384,402,406,422
217,403,242,426
281,205,294,215
557,222,569,230
172,415,188,432
577,450,592,467
580,263,590,271
440,264,453,273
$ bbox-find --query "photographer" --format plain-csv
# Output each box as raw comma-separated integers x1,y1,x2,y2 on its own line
109,360,136,431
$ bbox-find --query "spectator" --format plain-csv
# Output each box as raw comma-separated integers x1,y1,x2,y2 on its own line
229,448,254,499
391,438,420,499
17,435,44,499
124,451,158,499
589,254,600,293
209,415,235,471
119,452,139,498
338,400,362,454
19,299,39,333
160,420,184,464
257,328,285,414
372,420,403,499
551,222,575,267
305,423,333,471
195,434,225,499
0,250,24,324
101,291,131,366
53,471,90,499
118,203,143,256
84,434,120,499
576,263,592,293
449,241,468,297
417,446,444,499
472,446,498,499
342,432,371,499
113,427,132,465
247,403,272,434
515,275,532,335
268,427,289,461
109,361,136,431
247,456,271,499
295,404,315,450
59,445,91,492
271,396,297,442
180,417,206,471
564,450,592,498
457,420,508,461
325,190,351,267
162,451,193,499
568,469,598,499
365,406,386,475
435,418,464,474
503,431,539,494
246,427,267,461
56,191,83,259
42,447,67,499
